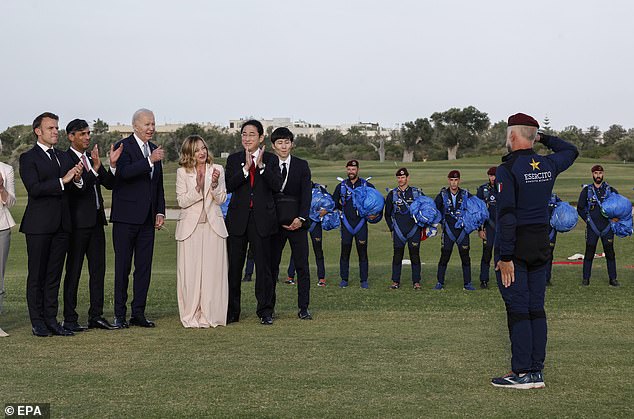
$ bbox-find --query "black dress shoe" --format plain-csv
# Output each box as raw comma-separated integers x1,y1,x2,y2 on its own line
88,317,116,330
62,321,88,332
48,323,74,336
298,309,313,320
242,274,252,282
113,317,129,329
129,316,156,328
32,324,52,337
260,316,273,325
609,278,620,287
227,316,239,324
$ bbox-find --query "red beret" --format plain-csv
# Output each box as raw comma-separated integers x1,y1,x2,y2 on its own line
507,113,539,128
487,166,497,176
591,164,604,172
448,170,460,179
346,160,359,168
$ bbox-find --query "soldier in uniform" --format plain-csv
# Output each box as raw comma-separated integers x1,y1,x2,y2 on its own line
576,165,620,287
491,113,578,389
385,168,424,290
476,167,498,288
332,160,377,289
433,170,476,291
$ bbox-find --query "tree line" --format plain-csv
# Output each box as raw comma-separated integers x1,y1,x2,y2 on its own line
2,107,634,164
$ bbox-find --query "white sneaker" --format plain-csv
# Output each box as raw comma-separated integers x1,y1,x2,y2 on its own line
0,327,8,337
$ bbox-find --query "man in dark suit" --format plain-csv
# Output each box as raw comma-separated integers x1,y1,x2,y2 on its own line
110,109,165,329
225,120,283,325
62,119,122,332
269,127,313,320
19,112,84,337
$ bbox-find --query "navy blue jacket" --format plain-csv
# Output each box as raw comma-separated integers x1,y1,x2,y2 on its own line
385,186,422,232
577,183,617,232
434,187,471,232
495,135,578,261
476,181,497,229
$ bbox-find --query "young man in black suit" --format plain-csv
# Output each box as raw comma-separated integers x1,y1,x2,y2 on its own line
62,119,122,332
269,127,313,320
110,109,165,329
19,112,84,337
225,120,283,325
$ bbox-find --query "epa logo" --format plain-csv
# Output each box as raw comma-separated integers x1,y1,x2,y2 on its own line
4,404,50,418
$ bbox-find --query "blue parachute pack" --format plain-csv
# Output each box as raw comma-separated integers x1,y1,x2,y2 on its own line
321,210,341,231
601,192,632,220
350,180,384,223
455,195,489,234
550,201,578,232
601,192,633,237
409,195,441,227
309,185,336,222
221,192,231,218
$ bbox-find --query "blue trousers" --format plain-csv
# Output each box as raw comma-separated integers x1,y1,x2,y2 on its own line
479,223,495,282
288,222,326,280
437,230,471,285
340,222,368,282
583,227,617,280
391,226,421,283
496,259,548,374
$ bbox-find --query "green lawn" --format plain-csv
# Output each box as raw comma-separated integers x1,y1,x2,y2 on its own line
1,157,633,418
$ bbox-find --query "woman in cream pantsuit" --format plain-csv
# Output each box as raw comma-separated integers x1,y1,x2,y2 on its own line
0,161,17,337
175,136,228,328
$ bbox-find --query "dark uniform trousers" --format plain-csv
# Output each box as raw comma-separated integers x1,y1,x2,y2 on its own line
479,223,495,282
545,229,557,284
392,227,422,284
496,225,550,374
437,228,471,285
583,228,617,281
340,222,369,282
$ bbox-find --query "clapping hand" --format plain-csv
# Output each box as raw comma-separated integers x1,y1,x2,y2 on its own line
109,143,123,168
91,144,101,171
255,145,265,168
211,167,220,189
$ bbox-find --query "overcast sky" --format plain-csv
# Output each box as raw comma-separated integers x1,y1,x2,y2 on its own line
1,0,633,132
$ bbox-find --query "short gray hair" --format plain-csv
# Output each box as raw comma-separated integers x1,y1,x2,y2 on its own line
507,125,537,142
132,108,154,125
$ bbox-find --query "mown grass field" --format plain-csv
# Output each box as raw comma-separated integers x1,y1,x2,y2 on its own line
1,156,633,418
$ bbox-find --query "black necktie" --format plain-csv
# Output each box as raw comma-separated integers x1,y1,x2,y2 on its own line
281,162,287,180
47,149,60,172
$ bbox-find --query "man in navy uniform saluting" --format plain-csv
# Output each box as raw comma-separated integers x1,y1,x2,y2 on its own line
491,113,578,389
476,167,498,289
577,165,620,287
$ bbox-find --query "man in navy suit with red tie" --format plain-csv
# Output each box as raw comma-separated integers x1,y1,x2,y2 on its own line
110,109,166,329
19,112,84,337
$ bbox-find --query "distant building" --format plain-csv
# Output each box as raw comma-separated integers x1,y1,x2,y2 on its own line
108,122,220,137
228,117,391,139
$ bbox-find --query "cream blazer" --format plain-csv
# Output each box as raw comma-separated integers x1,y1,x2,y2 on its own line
175,163,228,241
0,162,16,231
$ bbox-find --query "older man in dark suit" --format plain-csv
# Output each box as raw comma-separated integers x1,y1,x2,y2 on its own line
225,120,283,325
62,119,122,332
110,109,165,329
268,127,313,320
19,112,84,337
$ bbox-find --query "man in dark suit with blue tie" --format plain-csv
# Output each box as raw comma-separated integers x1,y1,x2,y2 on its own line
225,120,283,325
62,119,122,332
19,112,84,337
269,127,313,320
110,109,165,329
